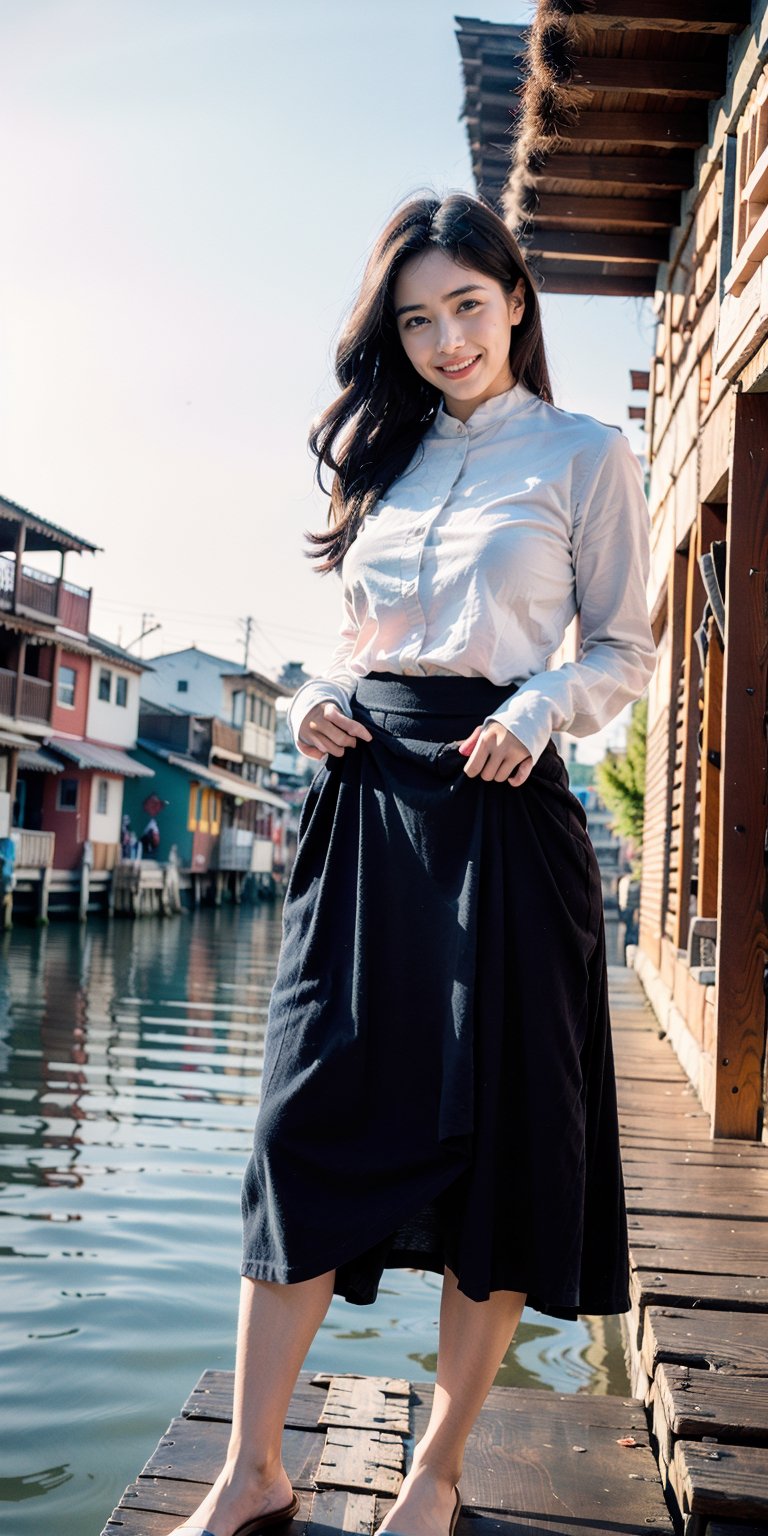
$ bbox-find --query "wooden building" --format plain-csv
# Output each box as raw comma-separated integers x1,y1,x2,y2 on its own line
456,2,767,1142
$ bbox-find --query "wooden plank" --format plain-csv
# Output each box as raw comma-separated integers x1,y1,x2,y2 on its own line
409,1383,671,1530
654,1361,768,1444
140,1416,321,1488
103,1480,310,1529
310,1372,409,1395
318,1376,410,1435
314,1426,405,1495
306,1488,376,1536
629,1231,768,1278
641,1308,768,1379
526,229,668,263
670,1438,768,1523
632,1269,768,1313
566,111,709,149
623,1173,768,1218
569,55,726,98
585,1,749,28
542,153,693,188
714,391,768,1136
181,1368,325,1426
526,271,655,297
533,193,679,229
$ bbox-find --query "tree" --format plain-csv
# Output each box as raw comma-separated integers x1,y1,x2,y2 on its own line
594,696,647,877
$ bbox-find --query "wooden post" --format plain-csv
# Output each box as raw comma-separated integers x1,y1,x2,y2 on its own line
712,391,768,1138
15,636,26,718
37,865,51,925
12,523,25,610
79,840,92,924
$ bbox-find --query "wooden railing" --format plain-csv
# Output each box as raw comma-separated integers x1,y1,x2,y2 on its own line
12,828,55,868
0,668,53,723
0,667,15,717
19,675,52,722
0,554,91,634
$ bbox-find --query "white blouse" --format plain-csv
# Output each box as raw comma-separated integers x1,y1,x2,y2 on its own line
287,379,657,768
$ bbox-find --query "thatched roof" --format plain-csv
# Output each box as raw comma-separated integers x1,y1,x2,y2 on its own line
456,2,752,295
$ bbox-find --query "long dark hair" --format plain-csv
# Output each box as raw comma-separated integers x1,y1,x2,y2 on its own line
306,191,553,573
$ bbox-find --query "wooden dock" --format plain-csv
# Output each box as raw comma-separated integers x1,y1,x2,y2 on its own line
101,1367,673,1536
101,966,768,1536
614,965,768,1533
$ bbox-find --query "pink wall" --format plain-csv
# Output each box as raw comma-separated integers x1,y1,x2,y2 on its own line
42,768,91,870
50,649,90,737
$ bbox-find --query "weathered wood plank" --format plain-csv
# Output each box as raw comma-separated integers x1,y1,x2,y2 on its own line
653,1362,768,1444
181,1368,325,1426
410,1382,670,1527
670,1438,768,1523
641,1308,768,1380
628,1216,768,1274
306,1488,376,1535
102,1479,309,1531
314,1426,405,1494
140,1416,321,1488
318,1376,410,1435
630,1268,768,1313
311,1372,409,1395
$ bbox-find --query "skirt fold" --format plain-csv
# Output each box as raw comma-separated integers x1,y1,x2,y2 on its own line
240,672,630,1320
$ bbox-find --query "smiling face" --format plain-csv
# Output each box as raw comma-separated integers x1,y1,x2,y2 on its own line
392,247,526,422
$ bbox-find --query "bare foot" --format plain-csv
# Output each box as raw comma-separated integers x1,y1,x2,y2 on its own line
168,1460,295,1536
377,1461,460,1536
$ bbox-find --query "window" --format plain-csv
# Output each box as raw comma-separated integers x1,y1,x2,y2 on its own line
177,679,188,693
115,675,128,707
57,665,77,708
57,777,78,810
96,778,109,815
98,667,112,702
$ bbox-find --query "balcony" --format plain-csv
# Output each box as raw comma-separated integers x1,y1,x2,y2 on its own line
0,667,52,723
0,554,92,635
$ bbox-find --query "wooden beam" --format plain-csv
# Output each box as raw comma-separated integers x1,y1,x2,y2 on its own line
523,229,667,263
713,391,768,1138
585,1,749,31
533,193,679,229
569,55,727,99
532,272,655,296
628,406,646,420
537,153,693,189
566,111,709,149
630,370,650,389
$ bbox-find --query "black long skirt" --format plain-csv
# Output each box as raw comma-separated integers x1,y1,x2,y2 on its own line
240,672,630,1321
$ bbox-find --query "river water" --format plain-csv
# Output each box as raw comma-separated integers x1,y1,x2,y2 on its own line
0,904,631,1536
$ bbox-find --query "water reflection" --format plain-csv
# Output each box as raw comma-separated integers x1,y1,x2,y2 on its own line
0,907,629,1536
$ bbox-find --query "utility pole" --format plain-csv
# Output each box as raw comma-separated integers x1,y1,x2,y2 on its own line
242,616,253,671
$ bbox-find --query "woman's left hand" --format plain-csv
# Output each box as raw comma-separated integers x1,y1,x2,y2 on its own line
458,720,534,788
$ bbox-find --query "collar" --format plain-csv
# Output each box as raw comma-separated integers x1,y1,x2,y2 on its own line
430,379,535,439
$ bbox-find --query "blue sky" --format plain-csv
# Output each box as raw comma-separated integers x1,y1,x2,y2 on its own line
0,0,656,747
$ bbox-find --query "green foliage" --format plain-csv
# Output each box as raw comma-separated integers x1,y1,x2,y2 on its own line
594,697,647,877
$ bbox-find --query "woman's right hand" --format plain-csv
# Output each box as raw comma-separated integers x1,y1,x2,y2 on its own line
297,700,373,760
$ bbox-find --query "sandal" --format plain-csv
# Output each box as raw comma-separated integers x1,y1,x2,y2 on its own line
172,1487,301,1536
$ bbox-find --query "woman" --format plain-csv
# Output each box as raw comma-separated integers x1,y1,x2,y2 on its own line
171,193,656,1536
